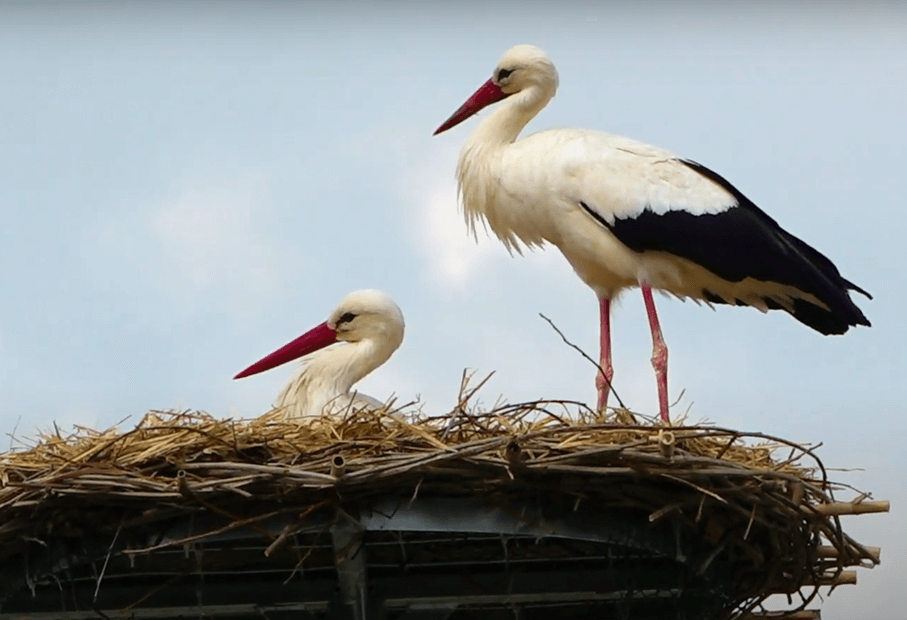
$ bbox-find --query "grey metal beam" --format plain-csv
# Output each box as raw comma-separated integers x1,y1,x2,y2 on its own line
0,601,328,620
392,603,457,620
0,585,689,620
383,588,684,608
330,510,369,620
142,496,675,561
0,566,691,616
361,497,673,559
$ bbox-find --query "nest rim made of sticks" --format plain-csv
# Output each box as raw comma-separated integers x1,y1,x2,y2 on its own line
0,378,884,619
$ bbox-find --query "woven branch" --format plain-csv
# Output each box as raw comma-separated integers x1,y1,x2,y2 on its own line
0,374,885,619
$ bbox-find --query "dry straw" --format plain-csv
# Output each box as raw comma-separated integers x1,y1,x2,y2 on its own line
0,372,886,619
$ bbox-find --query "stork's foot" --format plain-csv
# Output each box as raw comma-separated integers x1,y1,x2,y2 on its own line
595,364,614,413
640,283,670,424
651,342,669,424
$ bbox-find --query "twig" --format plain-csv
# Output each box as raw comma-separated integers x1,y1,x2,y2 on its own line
123,509,289,554
93,514,124,602
7,415,21,452
539,313,625,408
0,392,885,619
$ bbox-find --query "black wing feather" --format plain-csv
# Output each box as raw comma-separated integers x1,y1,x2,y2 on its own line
593,159,871,335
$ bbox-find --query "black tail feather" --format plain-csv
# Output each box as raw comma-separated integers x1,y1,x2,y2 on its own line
682,159,872,335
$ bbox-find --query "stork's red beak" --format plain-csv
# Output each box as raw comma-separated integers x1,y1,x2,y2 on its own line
434,78,509,135
234,322,337,379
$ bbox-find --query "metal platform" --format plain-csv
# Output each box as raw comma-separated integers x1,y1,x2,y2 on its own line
0,495,738,619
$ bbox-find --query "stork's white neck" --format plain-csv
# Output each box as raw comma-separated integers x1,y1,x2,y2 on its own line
455,83,555,250
276,337,397,418
467,84,552,149
319,339,392,387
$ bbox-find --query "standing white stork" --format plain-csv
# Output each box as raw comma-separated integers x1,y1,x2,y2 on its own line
434,44,871,423
234,289,405,420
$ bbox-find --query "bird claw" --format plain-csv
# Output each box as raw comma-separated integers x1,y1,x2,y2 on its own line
595,366,614,413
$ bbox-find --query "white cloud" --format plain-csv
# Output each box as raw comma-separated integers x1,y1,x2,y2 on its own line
414,174,502,287
388,141,564,292
149,173,280,293
389,142,502,289
349,122,569,293
97,168,291,318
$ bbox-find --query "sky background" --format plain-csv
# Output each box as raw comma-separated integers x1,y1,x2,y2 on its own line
1,1,904,616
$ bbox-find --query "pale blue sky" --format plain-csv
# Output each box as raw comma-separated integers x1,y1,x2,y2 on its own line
1,2,904,616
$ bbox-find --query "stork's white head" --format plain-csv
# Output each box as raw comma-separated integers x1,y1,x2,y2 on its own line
492,45,559,96
234,289,404,380
327,289,405,350
434,44,559,135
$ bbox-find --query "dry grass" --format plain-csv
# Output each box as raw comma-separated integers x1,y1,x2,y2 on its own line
0,373,885,619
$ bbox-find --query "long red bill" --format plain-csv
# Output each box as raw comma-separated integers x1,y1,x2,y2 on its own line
434,78,509,135
234,321,337,379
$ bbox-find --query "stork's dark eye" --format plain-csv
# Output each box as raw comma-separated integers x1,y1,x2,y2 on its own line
497,68,514,81
338,312,357,324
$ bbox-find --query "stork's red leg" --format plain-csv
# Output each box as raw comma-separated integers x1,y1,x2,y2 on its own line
640,284,670,423
596,297,614,412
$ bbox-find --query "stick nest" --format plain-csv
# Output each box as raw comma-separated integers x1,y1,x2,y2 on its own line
0,376,882,618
